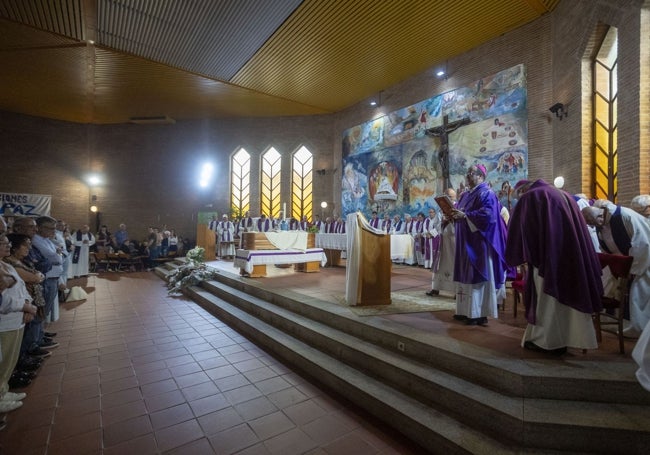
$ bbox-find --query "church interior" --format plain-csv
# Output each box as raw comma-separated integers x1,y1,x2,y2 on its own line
1,0,650,453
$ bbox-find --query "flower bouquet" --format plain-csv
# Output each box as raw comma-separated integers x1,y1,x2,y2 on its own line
167,246,216,294
185,246,205,264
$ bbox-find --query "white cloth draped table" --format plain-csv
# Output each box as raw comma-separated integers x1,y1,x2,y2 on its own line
390,234,414,262
234,248,327,274
315,233,347,250
264,231,309,250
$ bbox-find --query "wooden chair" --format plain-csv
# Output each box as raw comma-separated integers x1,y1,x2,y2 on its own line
89,252,97,272
93,251,110,272
106,252,124,271
595,253,634,354
122,255,146,271
153,250,178,266
504,265,525,318
510,273,525,319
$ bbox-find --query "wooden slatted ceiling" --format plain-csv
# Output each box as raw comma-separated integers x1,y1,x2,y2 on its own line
97,0,303,80
232,0,554,111
92,49,329,121
0,0,84,40
0,0,559,124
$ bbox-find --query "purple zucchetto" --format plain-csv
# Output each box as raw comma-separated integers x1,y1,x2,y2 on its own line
514,179,531,191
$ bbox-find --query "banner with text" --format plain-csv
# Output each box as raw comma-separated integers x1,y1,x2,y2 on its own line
0,192,52,217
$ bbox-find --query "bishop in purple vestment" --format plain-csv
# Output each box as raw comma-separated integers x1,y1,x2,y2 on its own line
506,179,602,354
451,165,508,325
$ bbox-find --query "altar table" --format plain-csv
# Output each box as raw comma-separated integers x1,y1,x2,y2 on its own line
315,233,347,267
234,248,327,277
315,233,414,265
390,234,415,264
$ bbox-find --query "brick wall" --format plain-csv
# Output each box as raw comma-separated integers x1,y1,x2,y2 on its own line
0,113,335,243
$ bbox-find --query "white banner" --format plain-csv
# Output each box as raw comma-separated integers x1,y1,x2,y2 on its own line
0,192,52,217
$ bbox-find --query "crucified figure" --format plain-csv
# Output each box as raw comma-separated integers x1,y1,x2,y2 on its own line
426,115,471,189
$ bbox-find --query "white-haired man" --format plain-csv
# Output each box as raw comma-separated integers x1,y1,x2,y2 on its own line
631,194,650,222
582,201,650,335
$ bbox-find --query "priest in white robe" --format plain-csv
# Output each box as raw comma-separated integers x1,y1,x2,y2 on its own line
69,225,95,278
430,189,458,295
216,215,235,259
582,200,650,334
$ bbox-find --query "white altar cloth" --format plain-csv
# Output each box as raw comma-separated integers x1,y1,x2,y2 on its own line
264,231,308,250
390,234,414,262
315,233,347,250
316,233,412,262
234,248,327,274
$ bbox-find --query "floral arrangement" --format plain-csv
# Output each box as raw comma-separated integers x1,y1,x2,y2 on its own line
167,262,217,294
307,225,320,234
167,246,215,294
186,246,205,264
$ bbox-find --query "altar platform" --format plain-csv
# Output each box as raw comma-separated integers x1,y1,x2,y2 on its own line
207,258,639,363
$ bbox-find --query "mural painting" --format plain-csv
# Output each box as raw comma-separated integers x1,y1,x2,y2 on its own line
341,64,527,217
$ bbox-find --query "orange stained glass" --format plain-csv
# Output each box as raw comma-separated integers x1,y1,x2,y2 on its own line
261,147,282,218
592,26,618,202
231,148,251,218
291,146,313,221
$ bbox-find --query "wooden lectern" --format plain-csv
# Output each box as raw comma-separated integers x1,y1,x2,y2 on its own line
346,213,391,306
196,225,216,258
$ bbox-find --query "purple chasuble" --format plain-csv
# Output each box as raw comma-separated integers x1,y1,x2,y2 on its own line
257,219,270,232
453,182,508,287
505,180,603,324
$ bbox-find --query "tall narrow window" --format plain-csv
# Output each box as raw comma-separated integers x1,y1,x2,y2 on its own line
261,147,282,218
231,148,250,218
593,27,618,201
292,146,313,220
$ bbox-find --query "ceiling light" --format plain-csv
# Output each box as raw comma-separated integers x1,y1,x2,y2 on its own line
129,116,176,124
436,70,446,77
87,175,101,186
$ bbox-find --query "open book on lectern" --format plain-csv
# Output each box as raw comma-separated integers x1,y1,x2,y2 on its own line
356,211,388,235
434,195,455,217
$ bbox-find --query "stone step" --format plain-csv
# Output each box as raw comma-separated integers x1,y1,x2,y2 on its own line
190,280,650,454
187,285,519,455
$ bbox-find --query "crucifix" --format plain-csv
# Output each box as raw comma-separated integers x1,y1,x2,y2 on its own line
425,115,471,190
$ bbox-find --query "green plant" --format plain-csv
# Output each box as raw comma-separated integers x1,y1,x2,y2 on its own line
307,225,320,234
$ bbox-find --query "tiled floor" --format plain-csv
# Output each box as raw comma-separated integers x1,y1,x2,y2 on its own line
1,260,637,454
0,271,422,454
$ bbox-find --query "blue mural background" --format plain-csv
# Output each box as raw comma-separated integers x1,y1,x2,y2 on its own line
341,64,527,217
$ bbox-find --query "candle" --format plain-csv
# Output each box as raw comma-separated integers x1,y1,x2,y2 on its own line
283,203,286,220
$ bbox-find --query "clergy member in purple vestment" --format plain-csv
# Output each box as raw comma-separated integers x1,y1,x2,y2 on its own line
216,214,236,259
429,188,458,296
257,215,272,232
506,179,602,355
423,208,442,269
450,164,508,326
369,211,380,229
312,215,324,233
413,212,425,266
299,216,309,231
